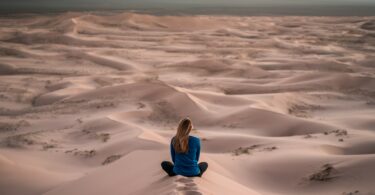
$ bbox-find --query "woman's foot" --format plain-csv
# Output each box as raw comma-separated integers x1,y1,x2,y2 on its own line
198,162,208,177
161,161,176,176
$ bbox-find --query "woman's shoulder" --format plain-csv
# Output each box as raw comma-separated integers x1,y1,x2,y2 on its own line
189,135,200,143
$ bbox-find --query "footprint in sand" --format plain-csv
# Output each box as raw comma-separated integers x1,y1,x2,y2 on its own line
174,177,202,195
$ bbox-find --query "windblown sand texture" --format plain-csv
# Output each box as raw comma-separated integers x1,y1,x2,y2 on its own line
0,12,375,195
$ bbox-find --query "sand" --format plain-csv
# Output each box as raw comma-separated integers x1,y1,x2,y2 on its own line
0,12,374,195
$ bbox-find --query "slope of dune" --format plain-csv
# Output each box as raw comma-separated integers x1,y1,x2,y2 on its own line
0,12,374,195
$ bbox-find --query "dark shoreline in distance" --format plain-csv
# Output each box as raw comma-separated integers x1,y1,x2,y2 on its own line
0,5,375,17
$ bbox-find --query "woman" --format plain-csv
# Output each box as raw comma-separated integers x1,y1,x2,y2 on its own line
161,118,208,177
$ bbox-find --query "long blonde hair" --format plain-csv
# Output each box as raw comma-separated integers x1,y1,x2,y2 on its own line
173,118,193,153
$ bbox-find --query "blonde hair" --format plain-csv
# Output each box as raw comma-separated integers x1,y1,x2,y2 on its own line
173,118,193,153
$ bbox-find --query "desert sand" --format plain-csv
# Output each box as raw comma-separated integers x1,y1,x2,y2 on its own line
0,12,375,195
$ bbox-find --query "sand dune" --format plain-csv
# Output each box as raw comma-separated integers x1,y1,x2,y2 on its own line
0,12,374,195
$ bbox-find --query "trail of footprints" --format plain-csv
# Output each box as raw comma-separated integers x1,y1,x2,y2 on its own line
173,176,202,195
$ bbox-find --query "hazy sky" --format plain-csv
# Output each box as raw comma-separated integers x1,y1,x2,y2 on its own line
1,0,375,14
1,0,375,7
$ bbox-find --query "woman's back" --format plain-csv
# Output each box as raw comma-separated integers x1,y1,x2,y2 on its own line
171,136,200,176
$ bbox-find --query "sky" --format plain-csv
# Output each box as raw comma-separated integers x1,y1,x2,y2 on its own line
1,0,375,7
0,0,375,15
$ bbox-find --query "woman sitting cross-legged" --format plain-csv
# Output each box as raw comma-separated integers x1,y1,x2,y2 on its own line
161,118,208,177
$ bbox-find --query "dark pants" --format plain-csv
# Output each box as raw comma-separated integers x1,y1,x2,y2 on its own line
161,161,208,177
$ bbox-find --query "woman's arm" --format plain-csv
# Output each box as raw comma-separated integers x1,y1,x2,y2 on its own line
170,138,175,163
196,138,201,162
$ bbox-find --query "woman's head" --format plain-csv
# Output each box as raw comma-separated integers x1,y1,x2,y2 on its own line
173,118,193,153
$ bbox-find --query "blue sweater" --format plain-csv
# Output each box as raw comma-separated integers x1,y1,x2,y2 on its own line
170,136,201,176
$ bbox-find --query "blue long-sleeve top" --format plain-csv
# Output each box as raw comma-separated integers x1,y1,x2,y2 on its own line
170,135,201,176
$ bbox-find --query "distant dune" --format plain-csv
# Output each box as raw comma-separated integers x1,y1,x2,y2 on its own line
0,12,374,195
